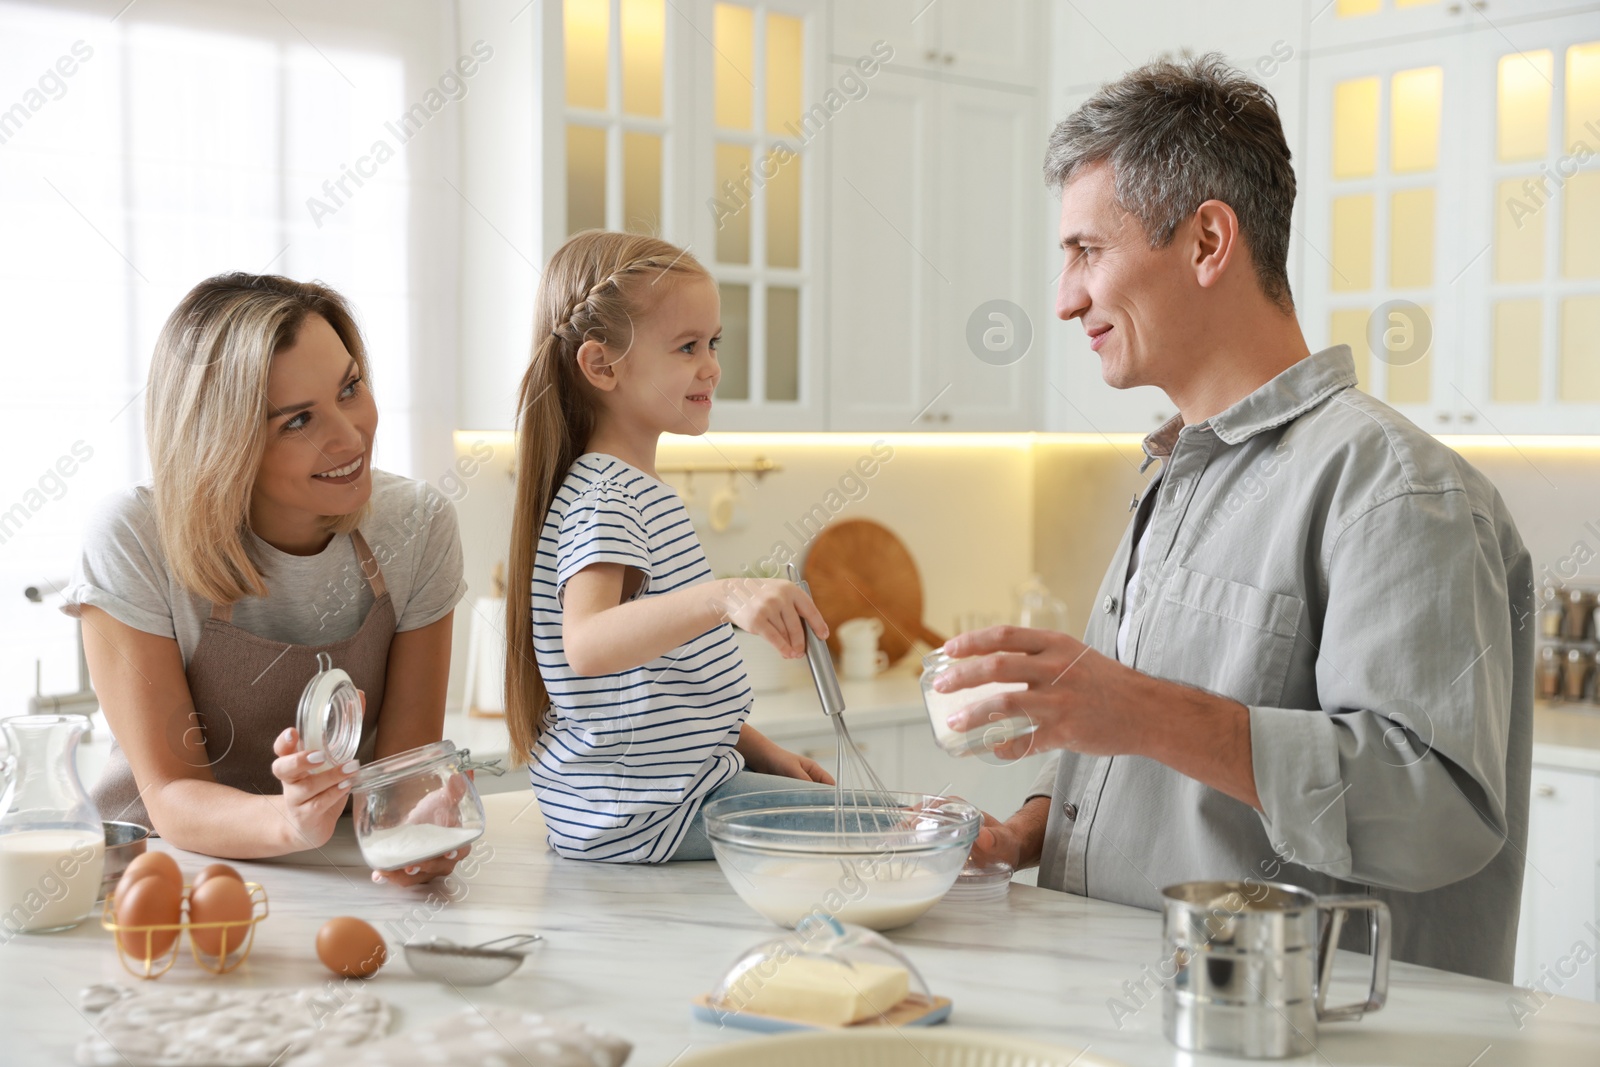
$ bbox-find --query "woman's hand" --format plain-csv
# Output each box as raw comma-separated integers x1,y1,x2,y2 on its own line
370,772,472,887
717,578,829,659
372,843,470,888
269,727,355,852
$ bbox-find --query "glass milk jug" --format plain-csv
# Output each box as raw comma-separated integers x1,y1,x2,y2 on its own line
0,715,106,934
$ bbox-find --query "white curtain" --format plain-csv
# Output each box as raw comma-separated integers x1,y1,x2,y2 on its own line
0,0,462,709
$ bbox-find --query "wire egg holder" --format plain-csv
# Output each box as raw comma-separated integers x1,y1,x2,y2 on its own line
99,882,269,979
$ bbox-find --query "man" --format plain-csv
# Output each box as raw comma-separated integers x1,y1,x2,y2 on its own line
946,55,1533,982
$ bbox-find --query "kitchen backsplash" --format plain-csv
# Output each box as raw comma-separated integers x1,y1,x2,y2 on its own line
446,432,1600,713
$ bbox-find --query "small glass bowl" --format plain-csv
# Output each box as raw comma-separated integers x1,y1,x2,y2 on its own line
919,649,1035,757
296,653,363,765
351,741,485,871
940,859,1014,905
704,789,980,931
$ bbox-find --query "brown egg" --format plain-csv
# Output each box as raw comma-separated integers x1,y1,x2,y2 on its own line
115,851,183,909
315,917,387,978
191,863,243,893
188,875,254,957
115,875,182,960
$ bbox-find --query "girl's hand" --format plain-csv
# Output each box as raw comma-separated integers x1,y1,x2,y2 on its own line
742,740,836,785
717,578,829,659
269,727,354,851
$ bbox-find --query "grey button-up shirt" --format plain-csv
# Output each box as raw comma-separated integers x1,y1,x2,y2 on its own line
1031,346,1534,982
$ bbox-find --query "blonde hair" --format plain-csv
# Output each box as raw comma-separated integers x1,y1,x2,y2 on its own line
505,230,712,767
146,273,372,605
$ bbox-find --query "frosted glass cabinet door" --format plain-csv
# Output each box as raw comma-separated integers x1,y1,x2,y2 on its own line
1303,34,1467,428
1457,12,1600,434
689,0,828,429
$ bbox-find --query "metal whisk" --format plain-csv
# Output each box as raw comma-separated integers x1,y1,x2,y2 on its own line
787,565,900,837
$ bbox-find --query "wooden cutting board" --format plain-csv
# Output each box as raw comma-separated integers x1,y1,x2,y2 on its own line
801,519,945,666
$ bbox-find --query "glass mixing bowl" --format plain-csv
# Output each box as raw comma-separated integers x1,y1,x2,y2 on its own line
704,789,981,931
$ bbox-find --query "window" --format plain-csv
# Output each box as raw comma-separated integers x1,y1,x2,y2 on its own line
0,0,458,710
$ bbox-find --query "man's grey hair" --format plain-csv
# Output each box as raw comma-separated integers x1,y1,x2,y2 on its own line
1044,53,1297,312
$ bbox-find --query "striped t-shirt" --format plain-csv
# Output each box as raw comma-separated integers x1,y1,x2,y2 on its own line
528,453,750,862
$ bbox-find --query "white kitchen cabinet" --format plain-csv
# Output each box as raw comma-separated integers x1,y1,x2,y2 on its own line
1307,0,1581,52
1302,2,1600,434
827,63,1045,430
1515,763,1600,1002
831,0,1037,89
785,721,906,791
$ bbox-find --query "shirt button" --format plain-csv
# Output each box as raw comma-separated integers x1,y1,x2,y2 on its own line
1062,801,1079,820
1102,595,1117,614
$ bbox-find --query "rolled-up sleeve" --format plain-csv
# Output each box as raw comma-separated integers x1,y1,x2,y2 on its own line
1250,488,1514,892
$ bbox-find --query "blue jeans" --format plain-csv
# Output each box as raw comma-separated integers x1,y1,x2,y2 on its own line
669,770,831,861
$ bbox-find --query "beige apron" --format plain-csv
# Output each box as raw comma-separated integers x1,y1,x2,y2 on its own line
94,530,396,831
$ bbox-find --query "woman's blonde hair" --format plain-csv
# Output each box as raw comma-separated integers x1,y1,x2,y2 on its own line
505,230,712,767
146,273,372,605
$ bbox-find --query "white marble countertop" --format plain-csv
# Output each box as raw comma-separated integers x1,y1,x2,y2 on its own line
4,791,1599,1066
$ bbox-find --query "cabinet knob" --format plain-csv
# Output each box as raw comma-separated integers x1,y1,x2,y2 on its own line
943,52,956,65
1436,412,1452,423
925,48,940,62
1460,412,1477,424
1536,784,1556,798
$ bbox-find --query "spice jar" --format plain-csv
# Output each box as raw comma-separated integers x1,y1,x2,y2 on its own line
296,653,363,765
351,741,485,872
1562,588,1593,642
1536,646,1563,701
1563,648,1592,702
920,650,1034,757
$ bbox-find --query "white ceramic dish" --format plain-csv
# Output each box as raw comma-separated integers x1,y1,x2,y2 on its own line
676,1028,1119,1066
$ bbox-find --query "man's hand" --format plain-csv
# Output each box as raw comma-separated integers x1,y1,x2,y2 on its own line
967,795,1050,871
936,626,1262,811
934,626,1147,761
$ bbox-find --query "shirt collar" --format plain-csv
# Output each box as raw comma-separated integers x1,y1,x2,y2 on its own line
1138,345,1358,472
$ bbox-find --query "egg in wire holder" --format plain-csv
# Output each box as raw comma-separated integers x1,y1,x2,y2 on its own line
100,882,269,979
298,651,363,764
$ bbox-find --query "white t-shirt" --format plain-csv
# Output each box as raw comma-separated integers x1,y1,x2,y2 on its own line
528,453,749,863
62,470,467,665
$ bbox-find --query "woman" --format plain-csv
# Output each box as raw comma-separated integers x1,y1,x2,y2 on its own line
64,273,467,886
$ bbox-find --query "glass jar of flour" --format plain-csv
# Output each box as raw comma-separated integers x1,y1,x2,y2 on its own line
351,741,485,872
919,650,1035,758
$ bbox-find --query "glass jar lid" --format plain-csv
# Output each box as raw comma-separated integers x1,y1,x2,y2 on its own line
296,652,363,765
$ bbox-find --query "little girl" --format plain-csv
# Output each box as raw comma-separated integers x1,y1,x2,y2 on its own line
504,231,834,863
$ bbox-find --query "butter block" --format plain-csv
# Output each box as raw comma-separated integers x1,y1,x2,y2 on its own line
738,956,910,1026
